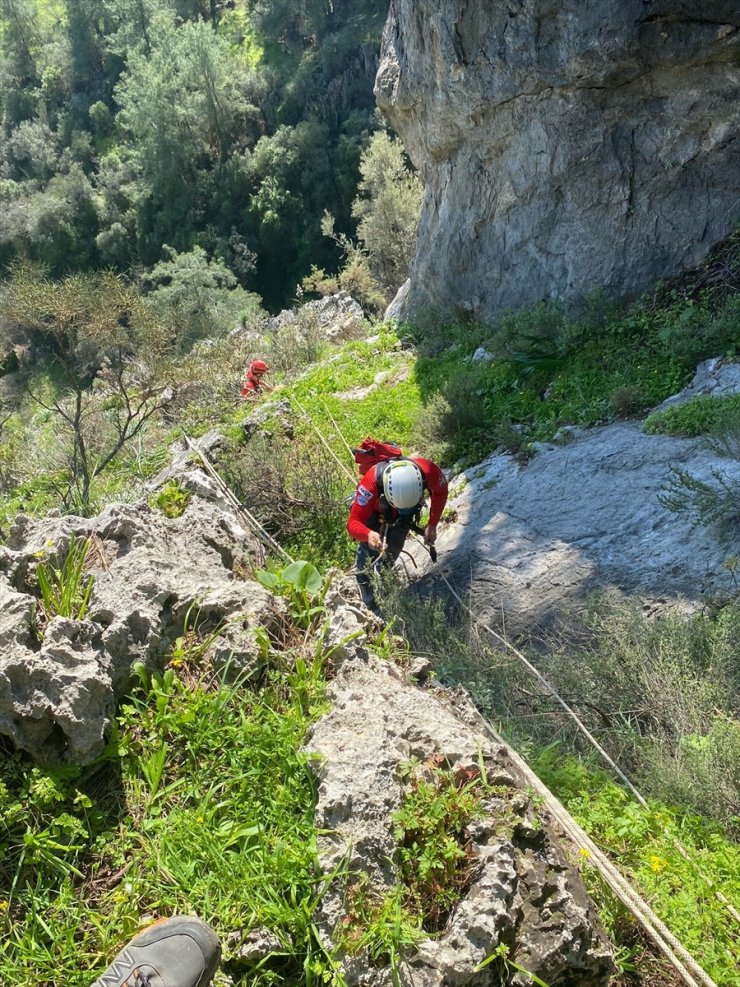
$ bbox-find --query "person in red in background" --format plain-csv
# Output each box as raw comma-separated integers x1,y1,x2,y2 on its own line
241,359,272,397
347,448,447,614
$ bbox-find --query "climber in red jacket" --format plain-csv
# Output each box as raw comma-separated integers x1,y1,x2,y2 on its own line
347,454,447,613
241,359,272,397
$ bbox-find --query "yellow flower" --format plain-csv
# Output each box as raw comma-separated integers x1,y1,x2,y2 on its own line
579,847,591,858
648,855,667,873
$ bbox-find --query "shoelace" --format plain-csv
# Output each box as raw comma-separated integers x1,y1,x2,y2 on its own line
131,971,151,987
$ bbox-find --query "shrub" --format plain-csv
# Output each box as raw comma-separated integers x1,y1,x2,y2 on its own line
609,385,645,418
538,599,740,833
219,432,353,567
150,481,191,518
658,466,740,541
645,393,740,439
265,307,330,373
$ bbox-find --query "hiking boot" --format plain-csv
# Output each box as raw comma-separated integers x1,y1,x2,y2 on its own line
90,915,221,987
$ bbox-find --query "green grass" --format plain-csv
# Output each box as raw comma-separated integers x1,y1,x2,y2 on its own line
645,392,740,438
532,747,740,987
0,655,338,986
1,257,739,985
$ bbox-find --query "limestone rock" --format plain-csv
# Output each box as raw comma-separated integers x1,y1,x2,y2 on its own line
0,496,280,762
655,355,740,411
403,361,740,635
269,291,365,342
0,614,112,763
305,651,613,985
376,1,740,322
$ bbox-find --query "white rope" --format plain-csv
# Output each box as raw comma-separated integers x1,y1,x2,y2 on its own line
291,396,357,485
185,400,731,984
320,400,355,461
283,404,737,933
184,436,292,563
425,555,740,927
483,718,719,987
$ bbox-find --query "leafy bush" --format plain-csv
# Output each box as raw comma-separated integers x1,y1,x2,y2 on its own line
393,764,487,932
645,393,740,439
144,245,265,347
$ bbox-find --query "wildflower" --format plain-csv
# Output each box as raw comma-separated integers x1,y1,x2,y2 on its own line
648,855,667,874
579,847,590,858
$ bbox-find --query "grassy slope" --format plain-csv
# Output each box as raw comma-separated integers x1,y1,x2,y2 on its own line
1,273,739,984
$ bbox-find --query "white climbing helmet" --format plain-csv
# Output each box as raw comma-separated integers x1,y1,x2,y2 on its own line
383,460,423,511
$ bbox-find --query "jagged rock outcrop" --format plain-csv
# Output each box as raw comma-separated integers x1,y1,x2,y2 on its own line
0,491,282,763
376,1,740,323
405,358,740,634
306,629,614,985
269,291,365,341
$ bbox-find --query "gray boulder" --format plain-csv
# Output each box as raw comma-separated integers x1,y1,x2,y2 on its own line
404,361,740,635
306,650,613,985
270,291,365,342
376,1,739,323
0,496,281,763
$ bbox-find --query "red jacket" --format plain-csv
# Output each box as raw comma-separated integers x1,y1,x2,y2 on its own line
347,457,448,543
241,372,262,395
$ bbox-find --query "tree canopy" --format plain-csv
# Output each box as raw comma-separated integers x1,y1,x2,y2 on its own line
0,0,391,309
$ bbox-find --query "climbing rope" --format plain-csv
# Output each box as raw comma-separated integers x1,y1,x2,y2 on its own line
290,396,357,485
294,408,740,956
184,436,292,563
417,543,739,928
483,717,720,987
185,415,733,983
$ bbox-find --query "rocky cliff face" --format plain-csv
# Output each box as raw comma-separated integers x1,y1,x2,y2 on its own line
376,1,739,323
0,492,277,763
405,358,740,635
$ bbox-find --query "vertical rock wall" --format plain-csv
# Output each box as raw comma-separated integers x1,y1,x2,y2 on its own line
376,1,740,323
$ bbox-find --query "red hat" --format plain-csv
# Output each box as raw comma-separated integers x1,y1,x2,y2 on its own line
249,359,269,375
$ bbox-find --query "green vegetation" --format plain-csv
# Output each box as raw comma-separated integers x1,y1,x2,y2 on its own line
533,749,740,987
0,592,340,986
338,761,497,984
35,533,94,621
393,763,489,931
380,583,740,983
1,5,738,983
150,480,191,519
645,393,740,438
0,0,389,310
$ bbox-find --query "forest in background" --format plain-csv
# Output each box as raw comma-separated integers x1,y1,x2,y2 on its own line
0,0,389,310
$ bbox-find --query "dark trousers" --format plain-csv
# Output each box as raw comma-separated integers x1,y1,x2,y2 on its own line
354,516,412,610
